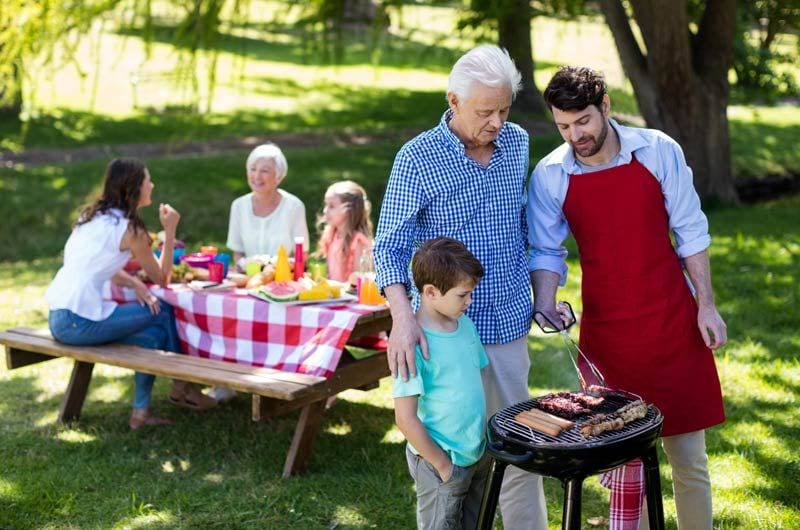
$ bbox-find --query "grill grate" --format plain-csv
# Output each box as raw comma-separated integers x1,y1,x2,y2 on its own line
493,394,661,449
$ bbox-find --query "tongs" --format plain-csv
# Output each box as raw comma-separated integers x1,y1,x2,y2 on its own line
533,301,606,394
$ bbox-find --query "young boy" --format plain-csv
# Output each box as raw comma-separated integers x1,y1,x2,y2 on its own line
393,237,490,530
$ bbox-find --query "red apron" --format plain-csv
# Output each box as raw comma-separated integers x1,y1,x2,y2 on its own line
562,156,724,436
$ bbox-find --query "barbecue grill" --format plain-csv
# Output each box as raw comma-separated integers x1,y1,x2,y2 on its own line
476,392,665,530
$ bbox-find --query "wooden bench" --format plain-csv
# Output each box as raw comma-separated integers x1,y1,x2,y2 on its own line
0,309,391,477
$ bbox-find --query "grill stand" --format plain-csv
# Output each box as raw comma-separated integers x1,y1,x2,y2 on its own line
476,443,664,530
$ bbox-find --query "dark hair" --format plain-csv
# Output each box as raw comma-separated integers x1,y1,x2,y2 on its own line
543,66,607,112
412,237,484,293
76,158,149,237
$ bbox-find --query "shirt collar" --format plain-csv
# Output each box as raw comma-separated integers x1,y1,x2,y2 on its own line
437,109,508,154
550,118,649,174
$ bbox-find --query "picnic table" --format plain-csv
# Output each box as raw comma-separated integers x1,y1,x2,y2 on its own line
2,283,392,477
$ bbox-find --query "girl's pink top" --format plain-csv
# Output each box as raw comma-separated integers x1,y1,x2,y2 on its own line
326,231,372,282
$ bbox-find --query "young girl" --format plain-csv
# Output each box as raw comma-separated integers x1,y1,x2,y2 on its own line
45,158,216,430
316,181,373,283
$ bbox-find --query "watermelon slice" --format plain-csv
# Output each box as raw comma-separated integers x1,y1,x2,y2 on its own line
259,281,301,302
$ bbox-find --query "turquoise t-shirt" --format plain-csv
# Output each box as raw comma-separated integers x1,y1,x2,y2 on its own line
392,315,489,466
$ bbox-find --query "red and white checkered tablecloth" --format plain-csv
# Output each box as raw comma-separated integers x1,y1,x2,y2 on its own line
106,283,386,378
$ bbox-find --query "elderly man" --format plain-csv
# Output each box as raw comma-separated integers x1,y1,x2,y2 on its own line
528,66,726,529
374,45,547,530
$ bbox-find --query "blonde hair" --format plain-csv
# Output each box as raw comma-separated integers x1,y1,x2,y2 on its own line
316,181,373,270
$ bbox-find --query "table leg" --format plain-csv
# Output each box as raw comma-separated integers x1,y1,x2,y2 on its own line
562,477,584,530
282,399,327,478
58,360,94,423
643,445,665,530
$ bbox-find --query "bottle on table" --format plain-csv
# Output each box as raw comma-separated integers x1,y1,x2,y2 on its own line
293,236,306,281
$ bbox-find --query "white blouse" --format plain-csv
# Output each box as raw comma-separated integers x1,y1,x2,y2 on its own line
226,190,310,257
45,210,131,321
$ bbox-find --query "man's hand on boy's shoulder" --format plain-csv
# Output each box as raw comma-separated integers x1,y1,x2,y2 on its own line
388,312,429,381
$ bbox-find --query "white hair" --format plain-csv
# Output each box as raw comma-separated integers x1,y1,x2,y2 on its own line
246,143,288,181
447,45,522,102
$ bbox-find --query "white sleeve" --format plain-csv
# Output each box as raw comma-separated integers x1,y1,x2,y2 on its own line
226,197,244,253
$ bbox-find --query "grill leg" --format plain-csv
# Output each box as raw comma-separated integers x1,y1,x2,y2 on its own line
476,458,507,530
642,445,665,530
562,477,584,530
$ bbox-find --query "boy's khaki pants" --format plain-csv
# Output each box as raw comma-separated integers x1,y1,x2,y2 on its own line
407,448,490,529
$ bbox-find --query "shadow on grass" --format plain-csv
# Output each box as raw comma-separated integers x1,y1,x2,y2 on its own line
0,366,414,528
729,119,800,180
0,140,403,263
0,85,445,151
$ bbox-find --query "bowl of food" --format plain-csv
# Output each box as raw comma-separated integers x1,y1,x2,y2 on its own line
181,252,213,269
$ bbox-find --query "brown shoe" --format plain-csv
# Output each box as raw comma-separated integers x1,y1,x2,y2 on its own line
169,380,218,411
129,408,174,430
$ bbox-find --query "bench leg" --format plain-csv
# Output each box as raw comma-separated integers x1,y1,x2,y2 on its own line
58,361,95,423
282,399,327,478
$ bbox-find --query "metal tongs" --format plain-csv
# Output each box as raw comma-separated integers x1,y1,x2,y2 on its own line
533,301,606,394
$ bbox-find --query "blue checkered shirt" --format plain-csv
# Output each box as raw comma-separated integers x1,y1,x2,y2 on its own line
374,110,533,344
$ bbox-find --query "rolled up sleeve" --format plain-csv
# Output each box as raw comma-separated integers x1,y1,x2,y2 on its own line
657,137,711,258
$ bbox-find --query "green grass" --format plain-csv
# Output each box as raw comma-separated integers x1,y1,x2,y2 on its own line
1,193,798,529
1,2,799,528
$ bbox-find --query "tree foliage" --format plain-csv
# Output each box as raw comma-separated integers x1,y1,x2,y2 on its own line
731,0,800,99
0,0,122,113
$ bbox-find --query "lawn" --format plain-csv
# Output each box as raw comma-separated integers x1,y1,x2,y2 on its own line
1,2,799,529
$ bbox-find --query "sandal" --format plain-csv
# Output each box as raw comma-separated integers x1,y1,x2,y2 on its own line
169,380,218,411
129,408,174,430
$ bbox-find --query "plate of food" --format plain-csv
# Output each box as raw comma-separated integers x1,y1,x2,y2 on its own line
248,280,356,305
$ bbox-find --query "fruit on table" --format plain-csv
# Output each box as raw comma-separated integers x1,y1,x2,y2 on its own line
298,279,342,301
259,281,301,302
274,244,292,282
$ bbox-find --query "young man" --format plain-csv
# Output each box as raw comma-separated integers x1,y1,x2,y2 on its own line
528,66,727,529
393,237,490,530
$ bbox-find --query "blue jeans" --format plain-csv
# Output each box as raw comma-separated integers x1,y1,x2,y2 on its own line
49,303,181,409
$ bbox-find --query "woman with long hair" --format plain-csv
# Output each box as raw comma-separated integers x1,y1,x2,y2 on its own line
45,158,216,430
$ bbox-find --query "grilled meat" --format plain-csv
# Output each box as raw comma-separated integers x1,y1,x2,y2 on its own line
579,400,648,438
533,391,605,419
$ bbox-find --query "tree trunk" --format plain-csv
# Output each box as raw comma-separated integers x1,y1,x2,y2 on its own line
498,0,546,115
598,0,739,203
0,57,23,116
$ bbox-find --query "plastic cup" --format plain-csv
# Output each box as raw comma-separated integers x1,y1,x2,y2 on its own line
208,261,224,283
200,245,218,256
172,247,185,265
213,253,230,277
245,261,262,277
309,261,327,282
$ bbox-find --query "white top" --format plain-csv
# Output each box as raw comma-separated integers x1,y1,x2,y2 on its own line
527,118,710,285
45,210,131,321
226,190,310,257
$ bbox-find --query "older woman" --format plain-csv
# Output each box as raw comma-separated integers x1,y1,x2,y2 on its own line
227,143,310,266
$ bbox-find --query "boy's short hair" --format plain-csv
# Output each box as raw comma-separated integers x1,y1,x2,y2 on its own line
543,66,606,112
412,237,484,293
